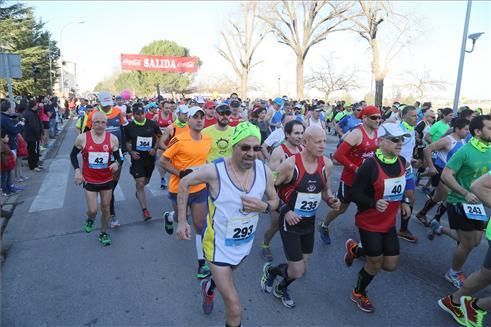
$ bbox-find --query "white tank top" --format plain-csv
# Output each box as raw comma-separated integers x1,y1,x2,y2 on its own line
435,135,466,168
309,117,323,129
202,158,267,265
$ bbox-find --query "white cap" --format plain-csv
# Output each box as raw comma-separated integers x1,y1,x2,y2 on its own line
98,91,113,107
176,104,189,114
188,106,204,118
378,123,411,138
195,96,205,104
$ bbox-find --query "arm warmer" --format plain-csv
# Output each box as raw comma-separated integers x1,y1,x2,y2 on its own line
70,146,81,169
333,141,358,173
112,150,123,166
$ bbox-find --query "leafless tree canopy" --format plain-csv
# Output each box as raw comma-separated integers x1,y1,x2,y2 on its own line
217,1,267,99
404,70,448,100
260,1,353,99
345,0,410,106
306,56,359,100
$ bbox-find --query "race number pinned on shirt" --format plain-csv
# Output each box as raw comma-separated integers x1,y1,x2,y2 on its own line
225,214,259,247
294,192,321,217
463,203,487,221
383,176,406,202
88,152,109,169
136,136,152,151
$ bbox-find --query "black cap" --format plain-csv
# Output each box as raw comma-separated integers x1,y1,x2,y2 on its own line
230,99,241,108
133,106,144,114
216,104,231,113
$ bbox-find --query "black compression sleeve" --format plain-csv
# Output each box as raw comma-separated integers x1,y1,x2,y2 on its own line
70,146,81,169
112,150,123,165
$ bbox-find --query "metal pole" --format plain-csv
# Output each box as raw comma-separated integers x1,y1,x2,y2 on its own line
452,0,472,115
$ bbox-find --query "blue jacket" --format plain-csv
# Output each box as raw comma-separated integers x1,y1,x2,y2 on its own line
0,112,22,150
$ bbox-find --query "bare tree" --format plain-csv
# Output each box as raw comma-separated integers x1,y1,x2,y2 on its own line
197,73,239,95
260,1,352,99
217,2,266,99
306,56,359,101
346,1,410,107
404,70,448,100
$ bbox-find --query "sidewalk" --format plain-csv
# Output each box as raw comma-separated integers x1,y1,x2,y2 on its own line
0,117,73,245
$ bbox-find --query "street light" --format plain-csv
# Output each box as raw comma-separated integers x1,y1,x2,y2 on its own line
452,0,484,114
59,21,84,97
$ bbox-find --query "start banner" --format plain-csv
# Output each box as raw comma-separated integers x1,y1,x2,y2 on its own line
120,54,199,73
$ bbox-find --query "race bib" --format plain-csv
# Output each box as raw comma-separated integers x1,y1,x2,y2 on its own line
294,192,321,217
383,176,406,202
136,136,152,151
463,203,487,221
225,214,259,247
88,152,109,169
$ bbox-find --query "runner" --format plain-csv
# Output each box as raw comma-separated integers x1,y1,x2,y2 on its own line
155,101,175,189
203,101,217,128
425,108,454,143
304,105,326,129
396,106,419,243
70,111,121,246
344,123,411,313
176,122,278,327
160,106,212,279
85,91,127,228
260,113,295,161
268,97,284,132
260,120,304,262
414,109,435,185
335,103,362,137
125,103,162,221
229,99,244,127
202,103,235,162
438,171,491,327
260,126,340,308
440,115,491,288
319,105,379,244
416,118,469,229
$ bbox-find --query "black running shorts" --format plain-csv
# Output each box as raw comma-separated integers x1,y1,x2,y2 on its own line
358,227,400,257
447,203,485,232
430,165,444,187
83,180,114,192
337,181,352,204
130,157,155,180
278,206,315,262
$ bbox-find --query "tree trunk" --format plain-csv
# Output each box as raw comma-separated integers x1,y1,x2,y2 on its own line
240,67,248,99
296,55,304,99
375,79,384,108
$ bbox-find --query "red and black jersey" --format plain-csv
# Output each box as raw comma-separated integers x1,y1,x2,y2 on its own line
280,143,303,159
355,157,405,232
82,132,113,184
277,153,326,218
157,112,174,129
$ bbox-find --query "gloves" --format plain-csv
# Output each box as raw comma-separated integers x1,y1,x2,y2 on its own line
179,169,194,179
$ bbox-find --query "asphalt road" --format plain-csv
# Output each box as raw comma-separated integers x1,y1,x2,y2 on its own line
2,120,490,326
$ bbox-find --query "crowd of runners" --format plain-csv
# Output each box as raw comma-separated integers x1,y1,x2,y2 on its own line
69,91,490,327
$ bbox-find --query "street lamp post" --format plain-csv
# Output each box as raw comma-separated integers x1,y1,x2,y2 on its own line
452,0,484,115
59,21,84,97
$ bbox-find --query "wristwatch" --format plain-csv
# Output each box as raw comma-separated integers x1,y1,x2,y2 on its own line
402,197,411,204
263,202,271,214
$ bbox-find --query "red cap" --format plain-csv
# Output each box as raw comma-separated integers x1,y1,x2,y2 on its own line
204,101,216,109
360,105,380,117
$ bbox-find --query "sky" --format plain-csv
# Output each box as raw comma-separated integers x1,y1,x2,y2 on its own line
25,0,491,102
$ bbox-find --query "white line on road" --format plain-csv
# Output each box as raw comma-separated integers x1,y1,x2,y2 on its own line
114,184,125,202
29,159,70,212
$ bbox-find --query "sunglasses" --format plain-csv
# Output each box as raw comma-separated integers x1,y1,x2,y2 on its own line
386,136,404,143
368,115,382,121
218,111,232,116
240,145,262,152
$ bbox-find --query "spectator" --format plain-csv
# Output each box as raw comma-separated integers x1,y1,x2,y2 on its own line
46,97,61,138
22,99,43,172
36,96,49,149
1,135,17,196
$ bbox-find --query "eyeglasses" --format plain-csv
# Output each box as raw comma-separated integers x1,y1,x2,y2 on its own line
368,115,381,121
218,111,232,116
386,136,404,143
240,145,262,152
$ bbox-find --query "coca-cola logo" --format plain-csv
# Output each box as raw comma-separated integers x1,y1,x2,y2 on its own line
177,61,195,68
122,58,142,67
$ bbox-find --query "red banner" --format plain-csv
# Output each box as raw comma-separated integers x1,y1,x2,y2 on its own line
120,54,199,73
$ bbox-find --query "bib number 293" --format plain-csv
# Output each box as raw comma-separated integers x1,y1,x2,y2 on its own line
232,225,254,239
